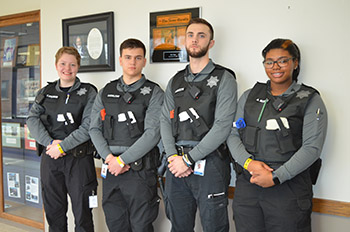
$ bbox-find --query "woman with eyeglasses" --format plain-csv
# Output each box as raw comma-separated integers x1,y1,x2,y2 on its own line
227,38,328,232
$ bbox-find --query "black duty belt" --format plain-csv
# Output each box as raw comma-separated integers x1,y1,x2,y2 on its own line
176,146,194,155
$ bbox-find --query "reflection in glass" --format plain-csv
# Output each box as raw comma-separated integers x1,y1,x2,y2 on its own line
0,21,43,224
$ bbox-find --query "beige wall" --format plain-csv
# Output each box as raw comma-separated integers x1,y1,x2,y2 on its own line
0,0,40,16
1,0,350,231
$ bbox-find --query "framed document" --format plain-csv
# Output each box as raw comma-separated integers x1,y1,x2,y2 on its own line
150,8,200,63
1,37,18,67
62,12,115,72
26,44,40,66
2,122,21,148
1,68,13,118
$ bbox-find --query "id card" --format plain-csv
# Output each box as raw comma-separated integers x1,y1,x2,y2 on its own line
89,195,98,208
194,159,206,176
101,163,108,179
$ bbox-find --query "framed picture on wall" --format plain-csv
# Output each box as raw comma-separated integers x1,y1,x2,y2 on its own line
150,7,201,63
16,46,28,66
2,122,21,148
26,44,40,66
1,37,18,67
62,12,115,72
1,68,13,118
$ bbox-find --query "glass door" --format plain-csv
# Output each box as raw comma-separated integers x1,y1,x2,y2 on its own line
0,10,43,229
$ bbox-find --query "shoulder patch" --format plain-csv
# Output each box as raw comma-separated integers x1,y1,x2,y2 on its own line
207,76,219,88
77,87,87,96
296,90,311,99
140,86,152,95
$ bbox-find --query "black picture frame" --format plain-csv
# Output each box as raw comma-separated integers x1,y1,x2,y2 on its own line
62,12,115,72
150,7,200,63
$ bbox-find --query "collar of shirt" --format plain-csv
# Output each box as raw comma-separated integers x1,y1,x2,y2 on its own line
267,80,301,97
56,77,81,93
184,59,216,82
117,74,146,92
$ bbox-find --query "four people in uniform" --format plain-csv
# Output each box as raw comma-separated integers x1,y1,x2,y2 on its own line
27,18,327,232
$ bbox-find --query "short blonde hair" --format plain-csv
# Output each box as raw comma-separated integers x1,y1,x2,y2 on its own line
55,46,81,67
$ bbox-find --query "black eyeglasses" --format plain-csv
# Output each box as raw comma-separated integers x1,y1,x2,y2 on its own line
263,57,294,69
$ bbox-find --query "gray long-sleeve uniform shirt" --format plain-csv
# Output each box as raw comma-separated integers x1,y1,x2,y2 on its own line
227,81,328,184
26,77,97,151
160,60,237,162
89,75,164,164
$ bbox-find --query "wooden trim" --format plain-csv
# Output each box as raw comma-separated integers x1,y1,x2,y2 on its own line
312,198,350,217
0,212,44,229
96,167,350,217
0,10,40,27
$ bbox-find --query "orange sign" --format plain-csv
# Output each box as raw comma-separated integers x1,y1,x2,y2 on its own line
156,13,192,27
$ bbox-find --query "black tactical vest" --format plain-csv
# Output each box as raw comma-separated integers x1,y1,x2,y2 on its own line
101,79,158,146
171,64,235,141
239,82,318,163
37,81,94,140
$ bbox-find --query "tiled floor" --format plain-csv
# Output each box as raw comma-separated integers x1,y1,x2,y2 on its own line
0,218,42,232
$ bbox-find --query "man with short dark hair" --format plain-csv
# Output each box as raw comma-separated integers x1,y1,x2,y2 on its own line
89,38,164,232
160,18,237,232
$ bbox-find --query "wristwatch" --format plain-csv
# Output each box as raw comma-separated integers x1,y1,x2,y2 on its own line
272,172,280,185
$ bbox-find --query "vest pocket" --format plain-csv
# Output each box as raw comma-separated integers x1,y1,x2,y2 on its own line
103,115,114,140
240,126,259,153
275,129,297,153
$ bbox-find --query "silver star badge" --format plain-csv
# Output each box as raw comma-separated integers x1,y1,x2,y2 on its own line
77,88,87,96
296,90,310,99
207,76,219,88
140,86,152,95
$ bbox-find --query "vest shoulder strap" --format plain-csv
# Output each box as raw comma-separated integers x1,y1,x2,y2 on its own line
80,82,98,93
213,64,236,79
172,64,236,80
301,83,319,95
34,81,57,105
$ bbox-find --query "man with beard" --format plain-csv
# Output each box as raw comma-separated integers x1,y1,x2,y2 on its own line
160,18,237,232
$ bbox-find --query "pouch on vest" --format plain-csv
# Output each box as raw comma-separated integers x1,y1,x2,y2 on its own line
240,126,259,153
171,107,179,138
62,113,77,136
126,113,142,138
186,109,209,137
103,115,114,140
275,117,296,153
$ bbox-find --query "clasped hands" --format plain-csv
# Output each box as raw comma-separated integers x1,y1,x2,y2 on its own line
105,154,130,176
168,155,193,178
247,160,275,188
46,140,65,159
